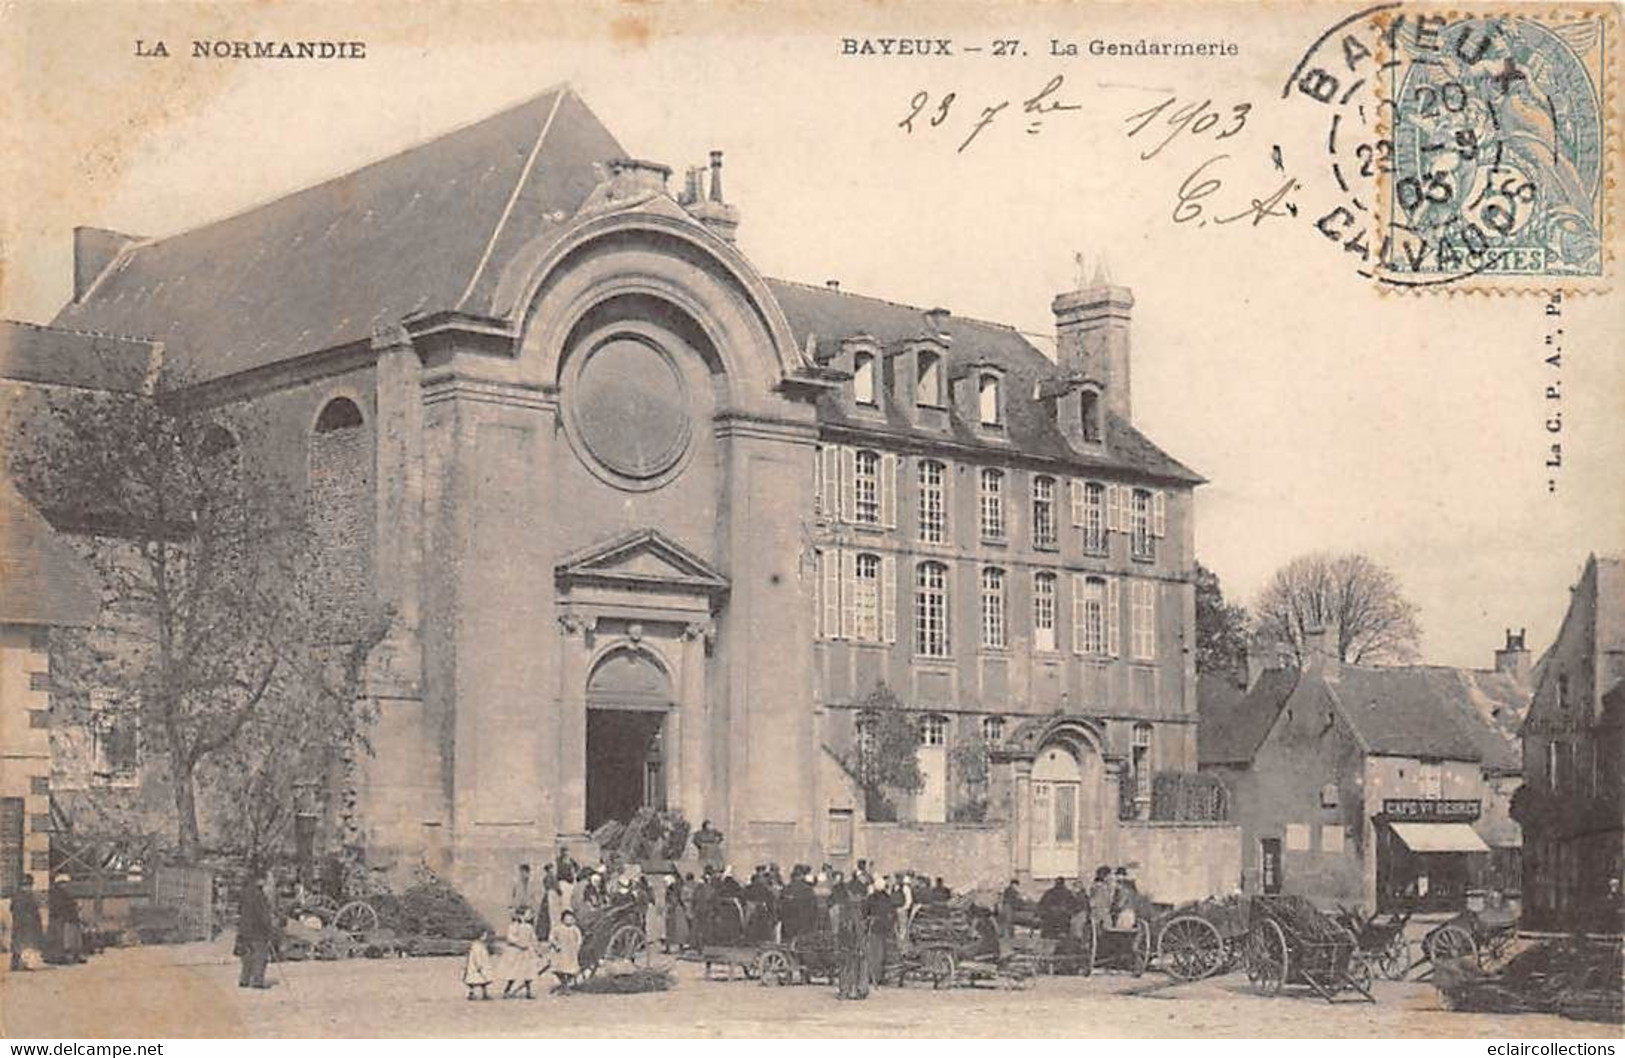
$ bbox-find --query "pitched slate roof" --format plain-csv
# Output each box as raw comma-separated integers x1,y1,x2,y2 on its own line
767,279,1202,483
1322,664,1526,764
0,478,101,627
52,86,625,382
1198,667,1299,766
0,320,156,393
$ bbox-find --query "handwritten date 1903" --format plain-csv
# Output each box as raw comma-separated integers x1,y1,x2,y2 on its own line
1124,95,1250,160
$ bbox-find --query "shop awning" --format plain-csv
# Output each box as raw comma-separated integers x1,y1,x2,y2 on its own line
1390,822,1490,853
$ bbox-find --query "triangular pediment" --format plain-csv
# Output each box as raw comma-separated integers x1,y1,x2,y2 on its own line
556,528,729,596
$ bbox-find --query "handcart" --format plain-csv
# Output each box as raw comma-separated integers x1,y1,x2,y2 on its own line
1242,895,1375,1003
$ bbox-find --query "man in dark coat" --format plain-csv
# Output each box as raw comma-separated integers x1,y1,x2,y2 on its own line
8,874,45,970
780,866,818,941
863,881,898,986
46,877,84,964
1037,876,1077,940
236,869,276,989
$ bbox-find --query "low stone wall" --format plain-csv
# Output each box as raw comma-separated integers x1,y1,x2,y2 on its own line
1118,821,1241,906
853,821,1012,892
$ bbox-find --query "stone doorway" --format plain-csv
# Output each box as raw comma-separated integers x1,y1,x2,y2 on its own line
585,707,666,830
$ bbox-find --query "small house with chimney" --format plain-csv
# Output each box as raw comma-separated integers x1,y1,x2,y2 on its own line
1200,629,1530,912
4,85,1236,916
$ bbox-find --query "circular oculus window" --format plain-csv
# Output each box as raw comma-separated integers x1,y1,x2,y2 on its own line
571,335,692,484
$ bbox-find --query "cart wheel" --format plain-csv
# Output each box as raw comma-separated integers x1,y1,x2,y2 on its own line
605,924,650,967
756,948,795,986
302,894,340,923
333,900,378,938
923,948,956,990
1243,919,1288,996
1157,915,1225,981
1425,923,1476,966
1379,936,1412,980
1078,915,1097,977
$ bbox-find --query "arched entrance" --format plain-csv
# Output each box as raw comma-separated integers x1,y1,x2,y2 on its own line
585,648,672,830
1012,717,1110,881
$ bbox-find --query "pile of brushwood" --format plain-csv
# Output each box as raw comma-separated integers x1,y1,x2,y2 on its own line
1254,894,1348,941
1432,936,1623,1024
279,866,489,962
570,967,675,995
908,904,978,950
589,808,691,865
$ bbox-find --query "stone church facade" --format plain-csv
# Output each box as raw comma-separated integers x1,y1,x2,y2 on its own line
21,86,1234,911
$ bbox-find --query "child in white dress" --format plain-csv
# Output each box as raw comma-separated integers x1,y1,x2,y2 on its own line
498,908,544,999
462,930,495,1000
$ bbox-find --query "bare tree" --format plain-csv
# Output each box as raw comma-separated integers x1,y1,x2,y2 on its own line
10,384,386,861
1254,552,1421,666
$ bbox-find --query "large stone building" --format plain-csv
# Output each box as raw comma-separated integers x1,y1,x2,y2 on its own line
1516,554,1624,931
11,86,1233,911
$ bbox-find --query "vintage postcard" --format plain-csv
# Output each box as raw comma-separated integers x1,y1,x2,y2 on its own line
0,0,1621,1042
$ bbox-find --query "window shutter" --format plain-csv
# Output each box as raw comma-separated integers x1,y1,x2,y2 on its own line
881,453,898,529
1106,577,1122,657
1142,580,1157,660
845,448,858,520
823,446,841,521
1070,479,1085,526
1152,490,1167,538
1105,484,1120,532
813,447,824,516
840,549,858,639
942,460,953,537
881,554,898,643
821,549,840,639
1071,572,1086,655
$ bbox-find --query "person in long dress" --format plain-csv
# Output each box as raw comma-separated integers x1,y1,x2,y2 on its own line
463,930,495,1000
549,909,583,992
833,884,868,1000
665,874,691,952
647,874,669,952
497,908,542,999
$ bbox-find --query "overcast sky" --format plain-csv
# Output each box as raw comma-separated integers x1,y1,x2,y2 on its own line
4,1,1619,670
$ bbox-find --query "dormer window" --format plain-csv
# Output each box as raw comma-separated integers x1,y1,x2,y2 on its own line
916,351,943,407
853,352,877,406
1080,389,1102,443
978,373,1002,426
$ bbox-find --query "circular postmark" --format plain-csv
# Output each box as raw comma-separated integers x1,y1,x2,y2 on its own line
1280,4,1610,289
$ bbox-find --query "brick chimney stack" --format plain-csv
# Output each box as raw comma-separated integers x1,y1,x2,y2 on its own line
1052,260,1134,423
1302,624,1340,681
685,150,740,243
1494,627,1531,686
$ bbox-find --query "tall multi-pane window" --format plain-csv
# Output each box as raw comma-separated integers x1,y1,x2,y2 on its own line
1033,571,1057,652
979,468,1005,540
981,715,1005,743
1032,476,1057,548
1132,723,1153,802
918,460,947,544
854,552,881,642
1082,481,1106,552
920,714,948,747
854,449,880,525
853,352,877,406
1080,576,1106,654
1131,487,1155,560
915,561,950,657
980,567,1007,649
978,373,1001,425
1131,579,1157,660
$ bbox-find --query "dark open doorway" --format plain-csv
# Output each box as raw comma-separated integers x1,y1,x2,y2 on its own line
586,708,665,831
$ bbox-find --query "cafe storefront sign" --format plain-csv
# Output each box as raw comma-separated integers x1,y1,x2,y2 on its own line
1380,798,1481,822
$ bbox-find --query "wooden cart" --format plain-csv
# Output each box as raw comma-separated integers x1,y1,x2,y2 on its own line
1334,905,1413,981
1419,907,1518,975
1153,895,1253,982
899,904,1034,989
1242,895,1375,1003
576,898,651,980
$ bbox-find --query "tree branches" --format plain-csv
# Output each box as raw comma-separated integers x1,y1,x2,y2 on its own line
1254,551,1421,666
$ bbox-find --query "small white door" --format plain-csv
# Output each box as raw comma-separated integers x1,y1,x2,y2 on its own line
918,744,947,822
1031,745,1082,879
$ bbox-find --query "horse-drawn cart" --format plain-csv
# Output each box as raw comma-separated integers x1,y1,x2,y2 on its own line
1153,895,1252,982
900,903,1033,989
576,897,652,980
1242,895,1375,1003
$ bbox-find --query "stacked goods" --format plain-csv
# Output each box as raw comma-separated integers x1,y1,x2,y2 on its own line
909,904,978,950
1255,895,1347,941
592,809,691,864
1435,937,1623,1024
571,967,675,994
378,871,489,941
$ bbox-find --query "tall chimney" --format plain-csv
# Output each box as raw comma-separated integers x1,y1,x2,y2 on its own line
1494,627,1531,686
72,226,143,302
1052,268,1134,423
1302,624,1340,681
685,149,740,243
